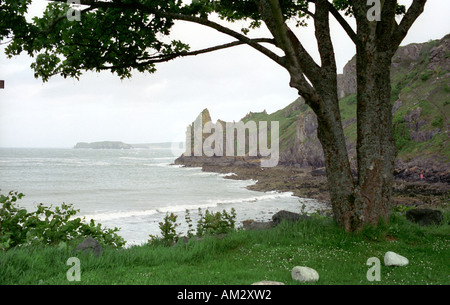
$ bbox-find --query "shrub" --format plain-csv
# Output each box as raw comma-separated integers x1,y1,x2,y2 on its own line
149,208,238,246
419,70,433,81
149,212,180,246
0,191,125,250
196,208,237,237
393,121,411,152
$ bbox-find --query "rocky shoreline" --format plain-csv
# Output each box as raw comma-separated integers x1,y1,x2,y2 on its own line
175,157,449,211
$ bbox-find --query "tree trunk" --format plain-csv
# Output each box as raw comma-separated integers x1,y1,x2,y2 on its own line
297,49,395,231
303,85,357,231
260,0,406,232
352,46,396,229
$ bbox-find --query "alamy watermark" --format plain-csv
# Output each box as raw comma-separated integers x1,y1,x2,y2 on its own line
66,257,81,282
66,1,382,22
67,0,81,22
366,257,381,282
367,0,381,22
180,114,280,168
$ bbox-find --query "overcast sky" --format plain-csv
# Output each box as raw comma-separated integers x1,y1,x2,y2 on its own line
0,0,449,148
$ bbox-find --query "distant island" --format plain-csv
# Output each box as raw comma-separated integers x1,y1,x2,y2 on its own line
74,141,132,149
74,141,179,149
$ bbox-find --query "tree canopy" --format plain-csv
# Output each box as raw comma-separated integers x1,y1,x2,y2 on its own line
1,0,408,82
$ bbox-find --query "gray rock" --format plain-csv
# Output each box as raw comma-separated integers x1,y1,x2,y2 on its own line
291,266,319,282
74,237,103,257
252,281,285,285
406,208,443,226
272,210,308,226
384,251,409,266
242,219,273,230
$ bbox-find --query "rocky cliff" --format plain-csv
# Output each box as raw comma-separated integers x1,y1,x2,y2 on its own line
176,34,450,183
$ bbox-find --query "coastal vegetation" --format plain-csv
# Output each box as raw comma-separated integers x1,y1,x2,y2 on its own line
1,202,448,285
0,191,125,251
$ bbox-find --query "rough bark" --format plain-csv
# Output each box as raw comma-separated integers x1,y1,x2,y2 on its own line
353,48,396,228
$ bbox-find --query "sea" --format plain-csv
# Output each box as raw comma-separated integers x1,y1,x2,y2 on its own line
0,147,326,247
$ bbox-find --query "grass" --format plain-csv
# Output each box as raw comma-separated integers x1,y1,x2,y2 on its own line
1,210,449,285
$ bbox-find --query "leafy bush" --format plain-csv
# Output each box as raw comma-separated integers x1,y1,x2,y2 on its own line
149,208,238,246
393,120,411,152
0,191,125,250
196,208,237,237
149,212,180,246
419,70,433,81
184,209,195,238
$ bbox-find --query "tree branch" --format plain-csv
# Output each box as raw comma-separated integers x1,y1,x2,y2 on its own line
391,0,427,49
322,0,358,45
256,0,320,94
141,38,275,63
314,0,337,73
48,0,285,67
98,38,276,70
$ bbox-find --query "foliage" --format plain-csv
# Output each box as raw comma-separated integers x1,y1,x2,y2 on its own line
1,209,449,285
184,209,195,238
149,212,180,246
393,119,411,152
419,70,433,81
196,208,237,237
0,0,408,82
149,208,237,246
0,191,125,250
391,204,415,216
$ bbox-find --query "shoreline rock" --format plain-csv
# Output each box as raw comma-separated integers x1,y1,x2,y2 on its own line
176,161,448,210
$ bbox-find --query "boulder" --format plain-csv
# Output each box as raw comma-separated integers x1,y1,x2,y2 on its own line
291,266,319,282
406,208,443,226
74,237,103,257
252,281,285,285
272,210,308,226
384,251,409,266
242,219,273,230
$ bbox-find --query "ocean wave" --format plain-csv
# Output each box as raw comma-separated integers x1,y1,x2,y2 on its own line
211,191,294,206
219,172,237,177
156,202,218,214
0,157,111,167
143,163,171,167
190,172,220,176
177,166,202,170
80,202,219,222
81,209,159,222
152,157,176,161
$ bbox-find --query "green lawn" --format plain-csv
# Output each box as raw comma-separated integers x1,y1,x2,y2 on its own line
1,211,449,285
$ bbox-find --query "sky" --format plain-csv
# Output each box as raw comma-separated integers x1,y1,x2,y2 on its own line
0,0,449,148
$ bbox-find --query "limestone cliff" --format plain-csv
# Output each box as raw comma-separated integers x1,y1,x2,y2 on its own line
176,34,450,183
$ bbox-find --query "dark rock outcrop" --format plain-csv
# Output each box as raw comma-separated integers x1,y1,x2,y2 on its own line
74,237,103,256
242,219,273,230
406,208,443,226
272,210,309,226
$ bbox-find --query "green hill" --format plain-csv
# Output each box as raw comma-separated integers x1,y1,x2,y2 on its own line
177,34,450,183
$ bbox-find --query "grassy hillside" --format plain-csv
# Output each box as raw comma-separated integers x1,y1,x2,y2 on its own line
1,210,449,285
239,35,449,164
